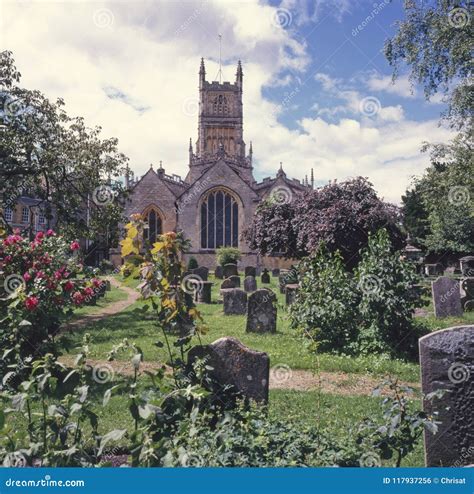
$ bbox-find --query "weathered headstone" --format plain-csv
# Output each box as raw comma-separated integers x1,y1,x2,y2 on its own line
432,277,463,318
214,266,223,279
261,269,270,284
221,278,236,290
223,263,238,279
244,266,256,278
285,284,298,305
419,325,474,466
223,288,247,315
191,266,209,281
195,281,213,304
187,337,269,402
246,289,277,333
229,275,241,288
244,276,257,292
271,268,280,277
278,274,288,294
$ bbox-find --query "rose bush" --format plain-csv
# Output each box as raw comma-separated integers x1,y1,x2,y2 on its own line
0,230,98,385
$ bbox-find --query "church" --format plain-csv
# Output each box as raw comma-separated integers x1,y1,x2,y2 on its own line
119,59,311,269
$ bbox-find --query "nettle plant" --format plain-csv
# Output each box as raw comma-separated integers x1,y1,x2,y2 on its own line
0,230,97,384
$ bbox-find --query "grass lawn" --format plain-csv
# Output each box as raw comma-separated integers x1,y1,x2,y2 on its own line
68,284,130,319
61,274,422,382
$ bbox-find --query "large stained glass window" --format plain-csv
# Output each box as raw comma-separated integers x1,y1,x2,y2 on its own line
200,189,238,249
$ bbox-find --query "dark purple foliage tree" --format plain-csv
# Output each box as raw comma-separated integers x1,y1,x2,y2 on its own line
244,177,403,267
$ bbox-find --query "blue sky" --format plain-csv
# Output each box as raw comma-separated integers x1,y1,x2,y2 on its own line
2,0,453,202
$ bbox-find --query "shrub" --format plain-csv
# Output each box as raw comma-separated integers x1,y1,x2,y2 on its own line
355,229,427,358
0,230,95,384
289,246,359,353
215,247,241,267
99,259,114,274
187,257,198,270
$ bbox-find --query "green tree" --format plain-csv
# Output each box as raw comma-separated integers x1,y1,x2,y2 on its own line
0,51,128,247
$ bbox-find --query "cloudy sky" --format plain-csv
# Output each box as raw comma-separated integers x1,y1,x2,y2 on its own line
2,0,453,203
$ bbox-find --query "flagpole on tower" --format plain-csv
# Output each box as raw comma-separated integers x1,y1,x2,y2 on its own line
216,34,223,83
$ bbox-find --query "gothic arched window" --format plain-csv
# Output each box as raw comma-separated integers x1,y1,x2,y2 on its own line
200,189,238,249
143,207,163,243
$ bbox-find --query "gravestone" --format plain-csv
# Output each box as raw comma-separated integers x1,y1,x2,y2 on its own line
243,276,257,292
191,266,209,281
195,281,213,304
460,278,474,311
432,277,463,318
278,274,288,294
214,266,223,279
285,284,298,305
244,266,256,278
105,280,111,291
419,325,474,466
223,288,247,315
229,275,241,288
221,278,236,290
261,269,270,284
271,268,280,277
223,263,238,279
460,256,474,277
424,263,443,277
187,337,269,402
246,289,277,333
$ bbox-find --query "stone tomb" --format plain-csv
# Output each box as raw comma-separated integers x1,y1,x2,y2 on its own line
246,289,277,333
191,266,209,281
244,266,256,278
243,276,257,292
432,277,463,318
285,284,298,305
419,325,474,466
223,263,238,279
223,288,247,315
229,275,241,288
187,337,270,402
214,266,223,279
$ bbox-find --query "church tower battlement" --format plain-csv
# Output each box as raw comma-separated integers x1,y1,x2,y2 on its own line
189,59,251,176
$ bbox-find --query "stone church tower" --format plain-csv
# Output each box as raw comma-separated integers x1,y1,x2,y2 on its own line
120,59,310,269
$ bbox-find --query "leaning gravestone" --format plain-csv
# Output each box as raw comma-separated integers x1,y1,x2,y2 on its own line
229,275,241,288
223,288,247,315
419,325,474,466
244,275,257,292
214,266,223,279
191,266,209,281
261,269,270,284
244,266,256,278
223,263,238,279
432,277,463,318
246,289,277,333
187,337,269,402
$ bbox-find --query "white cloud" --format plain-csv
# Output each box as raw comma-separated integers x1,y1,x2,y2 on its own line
364,71,416,98
2,0,452,205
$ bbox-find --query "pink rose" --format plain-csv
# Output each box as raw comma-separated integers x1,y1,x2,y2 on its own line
46,229,55,236
70,241,80,251
23,272,32,282
64,280,75,292
35,231,44,241
25,296,39,311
